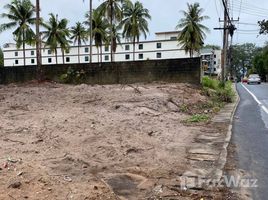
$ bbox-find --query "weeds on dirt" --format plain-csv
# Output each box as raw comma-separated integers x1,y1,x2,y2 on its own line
179,103,189,113
185,114,210,123
202,76,235,103
59,67,86,84
182,77,235,124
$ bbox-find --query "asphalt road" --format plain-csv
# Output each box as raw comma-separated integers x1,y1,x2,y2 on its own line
232,83,268,200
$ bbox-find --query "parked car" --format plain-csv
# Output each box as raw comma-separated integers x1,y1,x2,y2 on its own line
247,74,261,84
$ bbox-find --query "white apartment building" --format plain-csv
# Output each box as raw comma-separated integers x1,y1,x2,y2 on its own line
3,31,221,72
3,31,190,66
201,48,222,76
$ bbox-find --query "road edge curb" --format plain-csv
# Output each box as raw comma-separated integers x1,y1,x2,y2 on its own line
214,83,240,182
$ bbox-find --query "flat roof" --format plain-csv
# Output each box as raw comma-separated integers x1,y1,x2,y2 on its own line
155,31,180,35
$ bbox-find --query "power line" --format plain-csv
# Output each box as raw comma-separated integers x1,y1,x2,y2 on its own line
214,0,223,38
232,9,268,18
232,5,268,16
232,0,268,13
238,22,258,26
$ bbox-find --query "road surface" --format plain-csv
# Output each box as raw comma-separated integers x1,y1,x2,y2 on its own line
232,83,268,200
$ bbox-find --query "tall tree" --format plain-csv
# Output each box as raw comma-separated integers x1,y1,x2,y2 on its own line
0,0,36,66
231,43,260,78
97,0,123,62
91,10,109,63
35,0,42,80
83,0,93,63
0,48,3,67
121,0,151,61
109,24,122,61
176,3,209,57
70,22,88,63
203,44,221,50
42,14,70,64
258,19,268,35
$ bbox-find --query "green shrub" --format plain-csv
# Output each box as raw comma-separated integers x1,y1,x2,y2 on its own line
202,76,219,90
60,67,86,84
216,81,235,103
202,77,235,103
186,114,210,123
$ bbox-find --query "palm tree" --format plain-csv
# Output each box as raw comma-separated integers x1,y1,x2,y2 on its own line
0,0,36,66
90,10,109,63
109,24,122,61
42,13,70,64
97,0,123,62
83,0,93,63
35,0,42,80
70,22,88,63
176,3,209,57
121,1,151,61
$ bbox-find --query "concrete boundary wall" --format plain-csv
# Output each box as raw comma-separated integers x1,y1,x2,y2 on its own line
0,58,201,85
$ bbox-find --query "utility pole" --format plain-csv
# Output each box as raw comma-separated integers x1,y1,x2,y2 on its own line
36,0,42,81
89,0,93,63
214,0,238,82
222,0,228,82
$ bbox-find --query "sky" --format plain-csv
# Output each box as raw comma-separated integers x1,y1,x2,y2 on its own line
0,0,268,48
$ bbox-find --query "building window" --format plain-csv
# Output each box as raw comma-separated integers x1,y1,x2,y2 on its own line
105,55,109,61
48,58,52,63
138,44,143,50
66,57,70,62
138,54,143,59
66,49,70,54
214,54,216,58
170,36,177,40
125,45,130,51
85,47,89,53
156,52,162,58
31,50,35,56
15,60,19,65
85,56,89,62
156,43,162,49
15,52,18,57
214,61,217,65
31,59,35,64
48,50,51,55
125,54,130,60
105,46,109,52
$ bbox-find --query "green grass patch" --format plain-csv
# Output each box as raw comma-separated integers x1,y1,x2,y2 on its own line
202,76,219,90
202,76,235,103
185,114,210,123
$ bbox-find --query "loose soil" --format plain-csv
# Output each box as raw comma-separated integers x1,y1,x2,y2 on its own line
0,82,232,199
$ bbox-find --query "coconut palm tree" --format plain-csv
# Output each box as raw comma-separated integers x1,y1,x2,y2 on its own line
0,0,36,66
42,13,70,64
109,24,122,61
70,22,88,63
97,0,123,62
35,0,43,80
90,10,109,63
121,1,151,61
83,0,93,63
176,3,209,57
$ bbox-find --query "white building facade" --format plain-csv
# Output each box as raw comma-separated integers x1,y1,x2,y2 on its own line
200,48,222,76
3,31,221,75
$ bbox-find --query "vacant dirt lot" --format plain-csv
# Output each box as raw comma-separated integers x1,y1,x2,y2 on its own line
0,82,226,200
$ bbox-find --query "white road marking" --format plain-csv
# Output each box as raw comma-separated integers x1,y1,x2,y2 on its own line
241,83,268,114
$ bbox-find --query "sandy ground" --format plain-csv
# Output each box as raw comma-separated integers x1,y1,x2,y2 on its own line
0,82,227,200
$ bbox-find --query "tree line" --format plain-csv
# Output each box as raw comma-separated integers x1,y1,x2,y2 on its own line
230,20,268,81
0,0,210,68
